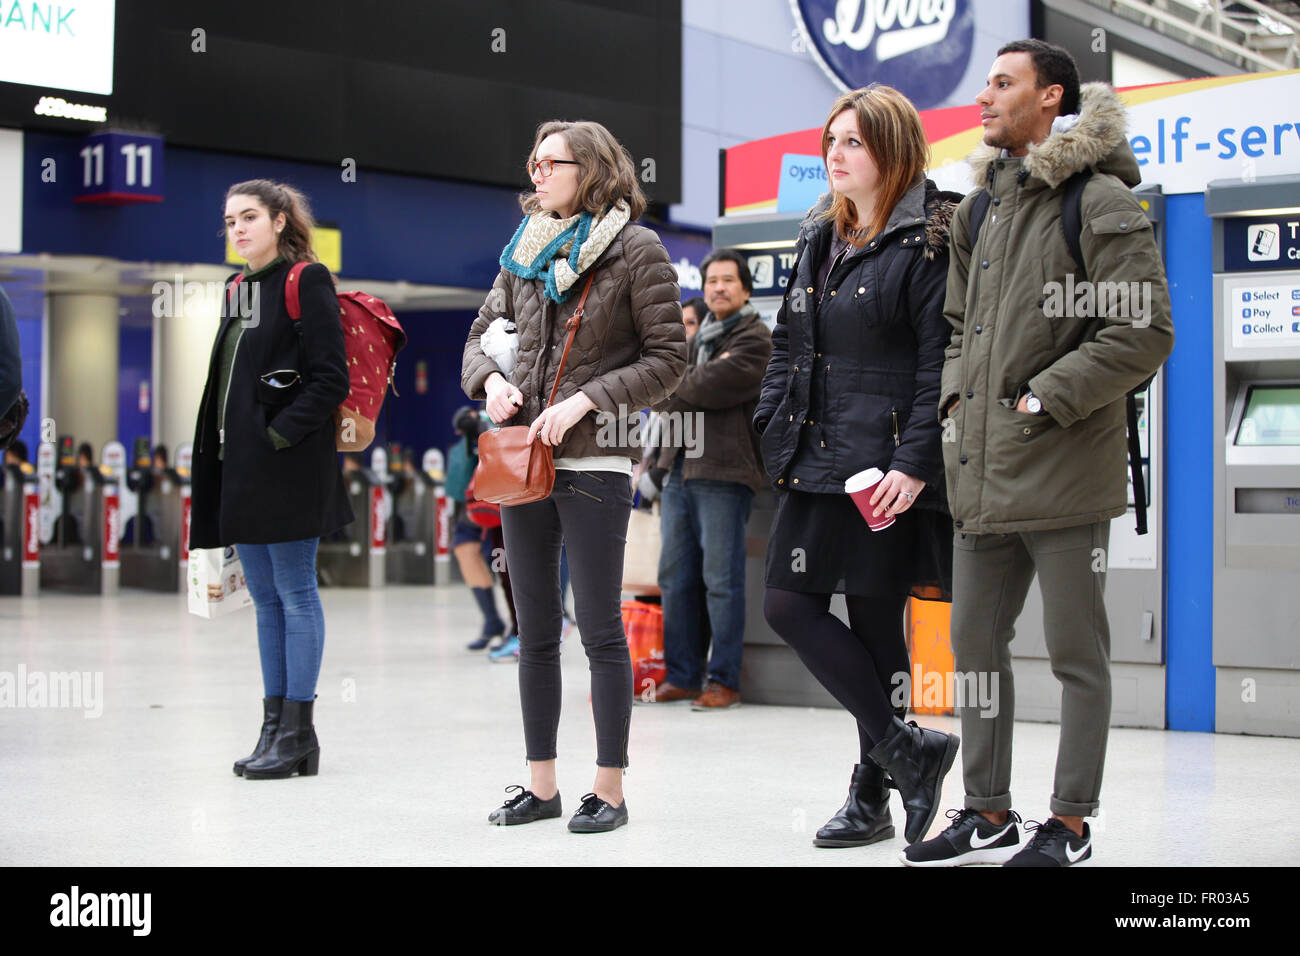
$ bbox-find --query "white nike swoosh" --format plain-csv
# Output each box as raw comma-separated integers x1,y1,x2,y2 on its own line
1065,840,1090,863
969,822,1013,849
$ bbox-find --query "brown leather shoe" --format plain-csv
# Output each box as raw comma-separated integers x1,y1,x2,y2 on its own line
691,681,740,710
648,680,698,703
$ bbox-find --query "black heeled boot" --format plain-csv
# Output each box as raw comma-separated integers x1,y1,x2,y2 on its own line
868,716,960,844
813,763,894,847
233,696,284,776
242,698,319,780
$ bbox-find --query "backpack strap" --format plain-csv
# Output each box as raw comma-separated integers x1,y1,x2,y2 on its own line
1127,395,1148,535
967,189,991,251
225,273,243,314
1060,170,1091,281
284,262,310,320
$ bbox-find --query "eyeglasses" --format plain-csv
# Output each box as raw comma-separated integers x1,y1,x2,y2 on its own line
527,159,580,178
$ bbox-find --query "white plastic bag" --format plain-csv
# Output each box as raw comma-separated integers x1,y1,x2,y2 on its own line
480,317,519,379
187,546,253,619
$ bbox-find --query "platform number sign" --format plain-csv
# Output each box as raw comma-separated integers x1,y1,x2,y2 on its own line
74,132,165,205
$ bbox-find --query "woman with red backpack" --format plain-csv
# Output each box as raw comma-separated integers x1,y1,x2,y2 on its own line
189,179,353,780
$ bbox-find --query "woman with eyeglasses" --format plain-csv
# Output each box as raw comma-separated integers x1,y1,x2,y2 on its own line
462,120,686,833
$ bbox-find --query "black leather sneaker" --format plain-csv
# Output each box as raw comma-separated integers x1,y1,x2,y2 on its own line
901,808,1022,866
487,785,562,826
1003,818,1092,867
567,792,629,833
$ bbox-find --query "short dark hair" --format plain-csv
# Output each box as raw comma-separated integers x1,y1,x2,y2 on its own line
682,296,706,318
997,39,1080,117
7,439,27,462
700,248,753,292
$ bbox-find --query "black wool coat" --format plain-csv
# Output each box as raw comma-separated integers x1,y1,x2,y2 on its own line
754,178,960,508
189,261,354,548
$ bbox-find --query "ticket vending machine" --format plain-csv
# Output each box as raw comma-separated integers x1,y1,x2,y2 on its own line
1208,174,1300,737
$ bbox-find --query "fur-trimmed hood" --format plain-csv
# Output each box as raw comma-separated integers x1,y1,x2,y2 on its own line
968,82,1139,190
799,177,962,260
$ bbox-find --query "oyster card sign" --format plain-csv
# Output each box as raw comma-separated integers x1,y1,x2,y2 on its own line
791,0,975,109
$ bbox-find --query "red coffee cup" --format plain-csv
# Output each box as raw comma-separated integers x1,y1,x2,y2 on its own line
845,467,894,532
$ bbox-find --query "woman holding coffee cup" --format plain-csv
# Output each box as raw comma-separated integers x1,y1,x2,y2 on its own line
753,85,961,849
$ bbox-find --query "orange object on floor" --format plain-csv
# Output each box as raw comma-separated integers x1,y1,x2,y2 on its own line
906,597,955,716
622,600,666,698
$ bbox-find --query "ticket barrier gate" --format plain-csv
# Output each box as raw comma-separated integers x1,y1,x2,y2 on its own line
40,465,120,594
0,464,39,595
317,467,385,587
385,469,451,585
120,466,189,592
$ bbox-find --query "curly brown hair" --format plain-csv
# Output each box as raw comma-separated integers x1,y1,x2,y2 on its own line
222,179,319,264
520,120,647,220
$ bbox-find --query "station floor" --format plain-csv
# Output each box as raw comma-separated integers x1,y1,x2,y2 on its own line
1,583,1296,867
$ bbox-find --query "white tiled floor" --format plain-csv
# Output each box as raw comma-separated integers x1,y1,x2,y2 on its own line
1,584,1296,866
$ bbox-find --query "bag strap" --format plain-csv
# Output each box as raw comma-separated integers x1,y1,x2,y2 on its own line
544,272,596,410
284,262,309,320
968,189,991,250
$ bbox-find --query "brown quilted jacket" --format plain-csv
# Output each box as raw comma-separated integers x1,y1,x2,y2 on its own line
462,222,687,460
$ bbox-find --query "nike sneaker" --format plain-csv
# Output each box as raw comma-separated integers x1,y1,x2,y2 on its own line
900,808,1023,866
1003,818,1092,867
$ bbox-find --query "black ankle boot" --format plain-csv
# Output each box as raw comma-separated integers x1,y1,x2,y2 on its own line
813,763,894,847
868,717,959,845
243,698,319,780
233,696,284,776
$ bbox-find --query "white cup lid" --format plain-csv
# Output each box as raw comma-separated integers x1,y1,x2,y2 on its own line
844,467,884,494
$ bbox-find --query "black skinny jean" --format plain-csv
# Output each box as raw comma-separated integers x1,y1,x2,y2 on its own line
499,469,633,768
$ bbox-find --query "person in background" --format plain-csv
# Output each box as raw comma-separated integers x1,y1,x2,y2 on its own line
462,119,685,833
447,405,514,652
649,249,771,710
680,296,706,341
189,178,353,781
755,85,961,850
4,439,28,467
152,444,169,473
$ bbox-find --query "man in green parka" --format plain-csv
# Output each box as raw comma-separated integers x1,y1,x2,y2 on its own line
905,40,1175,868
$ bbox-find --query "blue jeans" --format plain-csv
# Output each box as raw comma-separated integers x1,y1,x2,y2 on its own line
658,458,754,690
236,538,325,702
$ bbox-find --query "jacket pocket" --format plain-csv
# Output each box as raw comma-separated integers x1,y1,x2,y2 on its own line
257,369,302,405
832,391,895,479
982,402,1068,521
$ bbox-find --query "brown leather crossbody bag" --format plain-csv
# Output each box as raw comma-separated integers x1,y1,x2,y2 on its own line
473,272,596,506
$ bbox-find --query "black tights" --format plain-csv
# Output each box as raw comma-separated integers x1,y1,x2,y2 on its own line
763,587,910,762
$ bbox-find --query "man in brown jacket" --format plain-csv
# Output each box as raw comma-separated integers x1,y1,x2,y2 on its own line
647,249,772,710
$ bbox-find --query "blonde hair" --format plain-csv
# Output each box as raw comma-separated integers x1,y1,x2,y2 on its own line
820,85,929,244
520,120,647,220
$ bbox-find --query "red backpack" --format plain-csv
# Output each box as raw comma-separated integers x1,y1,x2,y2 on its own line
230,263,406,452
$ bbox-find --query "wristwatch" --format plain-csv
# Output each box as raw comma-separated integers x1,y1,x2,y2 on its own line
1024,389,1045,415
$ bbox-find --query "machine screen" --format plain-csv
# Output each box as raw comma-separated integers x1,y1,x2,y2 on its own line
1236,386,1300,446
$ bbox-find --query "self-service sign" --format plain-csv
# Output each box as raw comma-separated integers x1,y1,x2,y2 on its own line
1229,280,1300,350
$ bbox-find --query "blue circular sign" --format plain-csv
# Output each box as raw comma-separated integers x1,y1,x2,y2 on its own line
792,0,976,110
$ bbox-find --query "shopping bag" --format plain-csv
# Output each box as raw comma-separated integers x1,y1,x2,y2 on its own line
621,504,662,595
622,600,666,696
187,546,253,619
